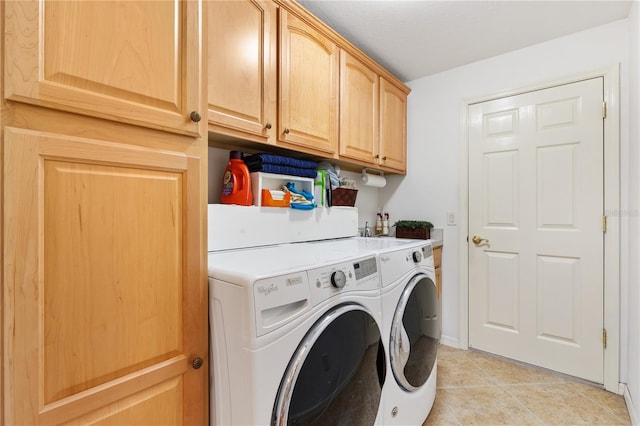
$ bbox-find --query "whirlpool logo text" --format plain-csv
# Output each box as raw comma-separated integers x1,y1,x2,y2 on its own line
257,283,278,296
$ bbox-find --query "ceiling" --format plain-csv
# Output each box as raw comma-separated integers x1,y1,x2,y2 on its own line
297,0,633,82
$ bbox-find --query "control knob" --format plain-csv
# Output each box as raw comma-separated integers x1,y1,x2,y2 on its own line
330,270,347,289
412,250,423,263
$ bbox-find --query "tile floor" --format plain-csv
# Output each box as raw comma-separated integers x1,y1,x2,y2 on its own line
423,345,631,425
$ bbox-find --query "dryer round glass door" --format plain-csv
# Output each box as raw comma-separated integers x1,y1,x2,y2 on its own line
272,303,385,426
390,273,440,391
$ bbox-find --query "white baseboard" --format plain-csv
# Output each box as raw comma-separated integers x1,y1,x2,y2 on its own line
440,334,460,349
623,384,638,425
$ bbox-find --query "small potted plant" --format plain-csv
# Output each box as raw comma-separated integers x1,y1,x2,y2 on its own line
393,220,434,240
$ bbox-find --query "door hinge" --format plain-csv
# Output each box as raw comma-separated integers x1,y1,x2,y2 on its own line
603,328,607,349
602,101,607,119
602,215,607,233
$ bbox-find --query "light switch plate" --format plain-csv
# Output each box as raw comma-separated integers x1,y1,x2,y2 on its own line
447,211,456,226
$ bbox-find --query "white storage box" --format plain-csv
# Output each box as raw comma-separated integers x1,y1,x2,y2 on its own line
250,172,314,207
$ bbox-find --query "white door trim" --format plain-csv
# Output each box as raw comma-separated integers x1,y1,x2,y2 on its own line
458,64,620,393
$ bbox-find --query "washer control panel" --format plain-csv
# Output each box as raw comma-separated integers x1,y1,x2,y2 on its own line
330,270,347,288
307,256,379,306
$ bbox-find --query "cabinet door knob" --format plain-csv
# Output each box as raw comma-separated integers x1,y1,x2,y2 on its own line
192,357,204,369
374,154,380,159
283,128,290,134
190,111,202,122
265,123,272,130
382,156,387,161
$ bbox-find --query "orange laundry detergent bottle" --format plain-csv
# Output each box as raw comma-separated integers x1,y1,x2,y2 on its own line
221,151,253,206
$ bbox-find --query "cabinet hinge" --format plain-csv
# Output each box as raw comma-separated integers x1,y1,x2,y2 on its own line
602,215,607,233
602,101,607,119
603,328,607,349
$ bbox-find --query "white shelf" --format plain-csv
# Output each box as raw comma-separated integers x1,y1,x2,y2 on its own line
208,204,358,251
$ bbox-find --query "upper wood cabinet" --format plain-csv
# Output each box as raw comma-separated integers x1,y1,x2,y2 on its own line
278,8,339,157
206,0,410,172
208,0,277,144
339,50,379,164
4,0,202,137
339,52,408,173
379,77,408,173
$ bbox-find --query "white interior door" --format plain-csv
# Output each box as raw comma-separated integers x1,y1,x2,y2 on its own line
468,77,604,383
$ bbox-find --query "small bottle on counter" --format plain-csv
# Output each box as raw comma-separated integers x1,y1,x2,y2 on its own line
382,212,390,236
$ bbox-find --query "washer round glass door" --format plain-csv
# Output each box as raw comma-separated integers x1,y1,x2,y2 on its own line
272,303,385,426
390,273,440,391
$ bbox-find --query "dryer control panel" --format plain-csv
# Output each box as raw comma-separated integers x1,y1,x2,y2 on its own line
379,243,434,286
307,256,379,306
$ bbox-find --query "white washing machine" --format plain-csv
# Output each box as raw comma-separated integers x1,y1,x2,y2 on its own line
377,239,440,425
208,240,386,425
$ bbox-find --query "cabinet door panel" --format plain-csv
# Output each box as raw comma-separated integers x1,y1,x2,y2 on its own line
3,127,205,425
379,77,407,173
5,1,201,137
339,50,379,164
279,10,338,156
59,378,183,426
208,0,277,142
44,161,182,403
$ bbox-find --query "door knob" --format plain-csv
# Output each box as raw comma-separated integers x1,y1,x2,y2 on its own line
472,235,489,245
192,357,204,370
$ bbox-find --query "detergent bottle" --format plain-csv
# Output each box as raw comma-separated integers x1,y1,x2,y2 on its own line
221,151,252,206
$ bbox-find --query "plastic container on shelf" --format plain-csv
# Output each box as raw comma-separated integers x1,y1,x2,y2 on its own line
250,172,314,207
221,151,252,206
261,189,291,207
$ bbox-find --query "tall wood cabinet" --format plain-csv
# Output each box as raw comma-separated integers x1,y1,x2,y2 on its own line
2,1,208,424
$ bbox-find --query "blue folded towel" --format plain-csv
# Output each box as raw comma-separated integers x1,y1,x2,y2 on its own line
244,153,318,170
244,153,318,178
247,163,317,178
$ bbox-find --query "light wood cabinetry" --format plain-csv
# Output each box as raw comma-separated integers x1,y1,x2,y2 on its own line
2,1,207,424
339,50,379,164
339,52,409,173
208,0,277,144
208,0,409,173
278,8,339,156
433,245,443,299
4,129,204,425
208,1,339,158
4,1,202,137
379,77,408,173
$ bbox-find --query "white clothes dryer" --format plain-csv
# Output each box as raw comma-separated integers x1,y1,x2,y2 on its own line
377,239,440,425
208,241,385,426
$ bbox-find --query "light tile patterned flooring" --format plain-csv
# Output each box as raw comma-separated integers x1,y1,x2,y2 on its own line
423,345,631,425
